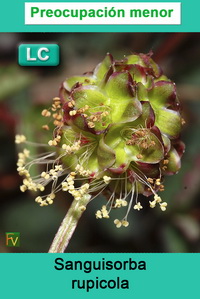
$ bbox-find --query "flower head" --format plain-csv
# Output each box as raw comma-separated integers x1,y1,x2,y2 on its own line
16,52,185,227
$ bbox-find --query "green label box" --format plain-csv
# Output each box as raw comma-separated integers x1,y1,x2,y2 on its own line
18,44,60,66
5,232,20,247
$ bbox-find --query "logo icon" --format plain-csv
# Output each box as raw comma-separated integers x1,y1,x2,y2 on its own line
5,232,20,247
18,44,60,66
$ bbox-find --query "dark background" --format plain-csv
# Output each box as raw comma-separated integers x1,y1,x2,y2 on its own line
0,32,200,253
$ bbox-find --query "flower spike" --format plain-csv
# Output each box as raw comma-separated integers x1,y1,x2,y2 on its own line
16,52,185,228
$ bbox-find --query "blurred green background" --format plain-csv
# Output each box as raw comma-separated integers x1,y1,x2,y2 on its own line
0,32,200,253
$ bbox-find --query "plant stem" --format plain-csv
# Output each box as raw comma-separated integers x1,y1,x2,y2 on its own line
48,194,91,253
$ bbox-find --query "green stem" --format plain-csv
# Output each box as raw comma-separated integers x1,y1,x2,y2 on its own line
48,194,91,253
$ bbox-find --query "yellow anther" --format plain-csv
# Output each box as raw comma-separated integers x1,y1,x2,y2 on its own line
114,219,122,228
149,200,156,208
52,97,60,103
20,185,27,192
23,149,30,157
96,210,102,219
35,196,42,203
41,109,51,117
160,202,168,211
37,184,45,192
69,110,77,116
70,172,76,177
147,178,154,184
114,199,128,208
88,121,95,128
133,202,143,211
122,220,129,227
81,183,89,190
103,175,111,184
46,197,53,205
48,140,57,146
62,182,69,191
154,194,162,203
155,179,161,186
68,101,74,108
15,135,26,144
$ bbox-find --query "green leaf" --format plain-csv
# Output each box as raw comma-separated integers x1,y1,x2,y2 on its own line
154,75,171,83
163,147,181,175
137,82,148,101
61,153,78,171
128,65,153,88
70,114,87,132
62,126,77,143
124,130,164,164
97,137,116,170
94,53,113,83
113,140,131,169
60,127,99,172
126,54,146,66
119,100,142,124
70,86,112,133
130,101,155,128
148,81,176,108
154,108,182,139
161,134,171,154
103,125,130,170
105,72,142,123
148,57,162,78
104,124,123,149
86,105,111,132
63,75,95,91
72,86,109,109
83,148,99,173
105,125,164,165
105,72,134,100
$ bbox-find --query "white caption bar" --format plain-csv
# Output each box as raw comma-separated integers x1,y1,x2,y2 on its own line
25,2,181,25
